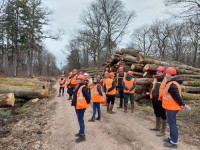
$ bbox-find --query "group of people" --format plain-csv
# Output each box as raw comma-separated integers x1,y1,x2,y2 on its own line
57,66,186,148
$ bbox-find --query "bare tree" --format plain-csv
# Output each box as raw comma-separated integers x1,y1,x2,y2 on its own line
131,25,155,55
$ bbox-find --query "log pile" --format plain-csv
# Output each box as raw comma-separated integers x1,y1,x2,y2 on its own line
0,78,53,107
103,48,200,102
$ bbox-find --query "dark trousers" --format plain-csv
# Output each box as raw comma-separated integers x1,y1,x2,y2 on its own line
107,96,115,105
118,88,124,107
167,110,179,144
152,98,166,120
59,87,64,94
92,102,101,119
124,93,134,105
76,109,86,135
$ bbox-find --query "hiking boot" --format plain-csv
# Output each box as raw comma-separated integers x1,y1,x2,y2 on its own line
88,118,95,122
163,137,171,143
96,117,101,121
75,135,86,143
62,93,64,97
57,94,61,97
164,142,177,148
75,133,80,137
68,96,72,100
150,117,161,131
157,120,166,136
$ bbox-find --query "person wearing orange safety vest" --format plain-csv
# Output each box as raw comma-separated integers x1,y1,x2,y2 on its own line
104,72,116,114
88,77,104,122
68,69,78,100
116,67,127,108
58,76,66,97
162,67,185,148
122,71,136,113
66,72,73,100
71,75,90,143
150,66,167,137
84,73,93,97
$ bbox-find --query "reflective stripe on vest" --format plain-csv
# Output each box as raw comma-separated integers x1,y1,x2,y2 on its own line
105,78,116,95
162,81,182,110
76,85,89,109
150,77,167,100
92,84,104,102
123,78,135,94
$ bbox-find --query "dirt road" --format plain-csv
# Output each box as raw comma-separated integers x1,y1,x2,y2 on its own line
42,82,198,150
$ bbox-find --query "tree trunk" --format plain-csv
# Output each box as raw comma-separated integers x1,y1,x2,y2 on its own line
181,86,200,93
131,64,144,70
182,92,200,100
121,48,141,57
121,55,138,63
0,86,49,99
183,81,200,87
0,93,15,108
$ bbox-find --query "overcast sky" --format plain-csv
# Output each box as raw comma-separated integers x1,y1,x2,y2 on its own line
43,0,169,68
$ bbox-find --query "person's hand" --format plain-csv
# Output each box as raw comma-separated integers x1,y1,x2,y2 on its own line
180,105,186,110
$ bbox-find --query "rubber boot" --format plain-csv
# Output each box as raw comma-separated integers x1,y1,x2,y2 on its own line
75,135,86,143
124,104,127,113
62,93,64,97
96,117,101,121
150,117,161,131
157,119,166,136
68,95,72,100
131,104,134,113
109,104,115,114
107,104,110,113
57,93,61,97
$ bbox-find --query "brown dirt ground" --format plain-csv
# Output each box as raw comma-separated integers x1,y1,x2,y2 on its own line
0,82,199,150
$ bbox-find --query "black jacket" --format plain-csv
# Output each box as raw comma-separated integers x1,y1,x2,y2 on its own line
151,74,165,99
167,77,185,106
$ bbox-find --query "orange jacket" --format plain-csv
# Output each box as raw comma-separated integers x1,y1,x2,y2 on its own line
92,84,104,103
150,76,167,100
105,78,116,95
162,81,182,110
59,79,66,88
76,85,89,109
123,78,135,94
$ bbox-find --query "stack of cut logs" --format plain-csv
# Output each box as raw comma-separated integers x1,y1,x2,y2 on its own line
103,48,200,102
81,67,105,77
0,77,54,108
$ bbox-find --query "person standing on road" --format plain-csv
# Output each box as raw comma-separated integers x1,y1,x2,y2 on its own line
122,71,136,113
68,69,78,100
66,72,73,99
58,76,66,97
88,77,104,122
105,72,116,114
71,75,90,143
149,66,167,137
162,67,185,148
116,67,126,108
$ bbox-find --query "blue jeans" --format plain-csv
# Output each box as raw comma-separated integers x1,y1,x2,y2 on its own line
76,109,86,135
92,102,101,119
124,93,134,105
166,110,179,144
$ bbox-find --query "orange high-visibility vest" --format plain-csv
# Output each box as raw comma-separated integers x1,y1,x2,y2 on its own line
76,85,89,109
59,79,66,88
105,78,116,95
162,81,182,110
116,72,126,86
123,78,135,94
92,84,104,102
150,77,167,100
102,78,107,86
71,75,78,85
66,77,72,88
